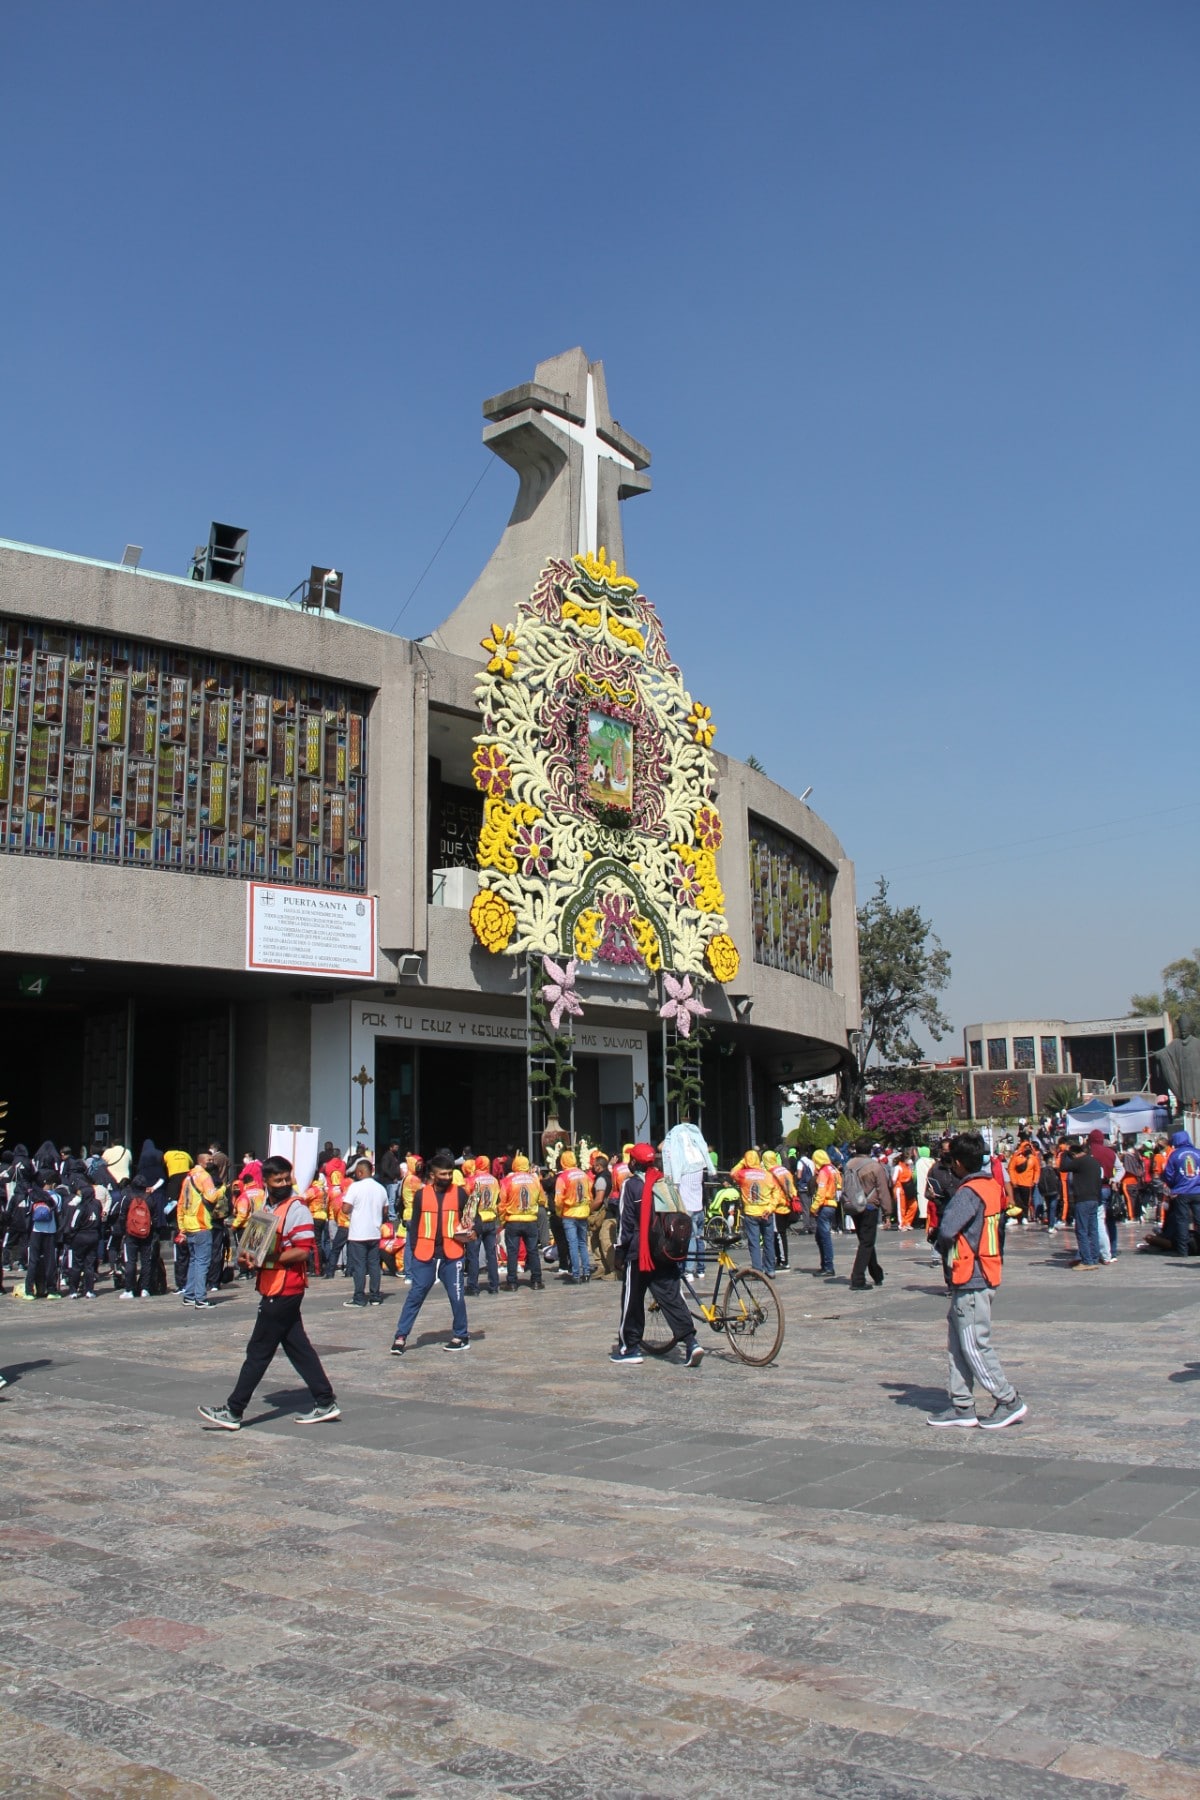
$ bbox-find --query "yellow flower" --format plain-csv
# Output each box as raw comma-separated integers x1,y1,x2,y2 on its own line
706,933,740,983
470,888,516,954
687,701,716,747
477,796,540,876
481,622,519,678
573,908,603,963
631,913,662,971
691,848,726,915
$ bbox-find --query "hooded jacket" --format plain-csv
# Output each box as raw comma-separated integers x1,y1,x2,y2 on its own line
1163,1132,1200,1196
134,1140,168,1189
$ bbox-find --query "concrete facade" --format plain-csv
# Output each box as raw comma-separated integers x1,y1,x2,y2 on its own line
0,350,859,1160
962,1012,1172,1120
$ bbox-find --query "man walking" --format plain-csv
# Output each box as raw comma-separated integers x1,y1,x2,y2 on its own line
342,1157,387,1308
390,1150,471,1355
611,1143,702,1368
844,1138,890,1290
198,1157,339,1430
927,1132,1027,1430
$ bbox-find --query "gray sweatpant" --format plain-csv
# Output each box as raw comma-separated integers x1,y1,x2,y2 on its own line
946,1288,1016,1411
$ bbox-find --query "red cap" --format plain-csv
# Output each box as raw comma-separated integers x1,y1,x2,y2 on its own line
629,1142,657,1167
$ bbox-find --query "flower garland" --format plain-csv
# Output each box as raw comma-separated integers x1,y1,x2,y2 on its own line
469,554,740,981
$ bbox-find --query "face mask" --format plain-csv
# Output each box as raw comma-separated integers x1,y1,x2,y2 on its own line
268,1181,294,1201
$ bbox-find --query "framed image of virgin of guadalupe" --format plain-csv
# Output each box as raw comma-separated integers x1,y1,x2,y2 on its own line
240,1207,280,1268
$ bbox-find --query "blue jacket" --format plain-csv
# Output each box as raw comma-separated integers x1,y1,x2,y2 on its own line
1163,1133,1200,1196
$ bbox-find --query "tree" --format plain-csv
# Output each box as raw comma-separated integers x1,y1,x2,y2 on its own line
1132,952,1200,1039
865,1091,931,1138
853,878,951,1109
867,1065,966,1120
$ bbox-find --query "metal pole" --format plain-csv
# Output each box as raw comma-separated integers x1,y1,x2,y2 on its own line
123,996,135,1149
525,956,534,1161
745,1048,757,1146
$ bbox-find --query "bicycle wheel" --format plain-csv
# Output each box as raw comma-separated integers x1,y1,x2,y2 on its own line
640,1292,678,1356
721,1268,784,1367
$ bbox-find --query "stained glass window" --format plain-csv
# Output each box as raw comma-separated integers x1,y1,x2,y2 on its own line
987,1037,1008,1070
748,817,834,986
1041,1036,1059,1074
0,618,367,890
1012,1036,1035,1070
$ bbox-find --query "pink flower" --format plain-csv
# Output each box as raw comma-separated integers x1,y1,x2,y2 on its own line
659,973,710,1039
598,893,642,966
541,956,583,1032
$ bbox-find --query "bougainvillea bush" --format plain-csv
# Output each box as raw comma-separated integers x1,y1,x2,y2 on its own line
864,1091,932,1136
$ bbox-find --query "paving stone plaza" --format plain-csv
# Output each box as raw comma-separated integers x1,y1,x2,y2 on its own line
2,1223,1199,1800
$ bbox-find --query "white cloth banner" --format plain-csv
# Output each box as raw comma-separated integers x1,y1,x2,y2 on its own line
267,1124,320,1192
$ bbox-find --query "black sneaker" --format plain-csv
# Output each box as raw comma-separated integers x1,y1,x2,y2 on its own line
342,1299,367,1309
389,1337,407,1356
683,1341,705,1369
443,1337,470,1354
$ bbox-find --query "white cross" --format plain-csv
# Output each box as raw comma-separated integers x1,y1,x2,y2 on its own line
540,373,635,558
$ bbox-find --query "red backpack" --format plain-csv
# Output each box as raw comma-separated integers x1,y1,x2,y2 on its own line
125,1194,153,1240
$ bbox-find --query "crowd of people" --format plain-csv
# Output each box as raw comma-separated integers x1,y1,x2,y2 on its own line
6,1114,1198,1431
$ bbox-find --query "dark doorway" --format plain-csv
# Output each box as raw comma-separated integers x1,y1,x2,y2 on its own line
416,1045,527,1158
375,1041,416,1155
0,1000,85,1151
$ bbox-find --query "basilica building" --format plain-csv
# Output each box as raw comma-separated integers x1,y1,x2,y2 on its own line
0,349,859,1160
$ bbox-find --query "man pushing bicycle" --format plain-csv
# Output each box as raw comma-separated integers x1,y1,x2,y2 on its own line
610,1142,704,1369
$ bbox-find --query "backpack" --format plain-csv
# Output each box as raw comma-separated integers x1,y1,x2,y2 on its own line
125,1194,153,1240
842,1162,870,1216
648,1178,694,1263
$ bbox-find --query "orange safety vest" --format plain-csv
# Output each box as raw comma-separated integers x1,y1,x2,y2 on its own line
258,1200,307,1298
471,1172,500,1221
948,1175,1004,1288
413,1183,465,1262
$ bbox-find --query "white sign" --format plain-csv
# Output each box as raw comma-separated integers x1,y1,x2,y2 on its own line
247,884,376,979
267,1124,320,1191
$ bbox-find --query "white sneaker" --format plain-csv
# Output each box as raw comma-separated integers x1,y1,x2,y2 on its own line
119,1291,134,1301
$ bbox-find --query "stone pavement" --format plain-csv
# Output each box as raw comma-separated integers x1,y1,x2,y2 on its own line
2,1221,1199,1800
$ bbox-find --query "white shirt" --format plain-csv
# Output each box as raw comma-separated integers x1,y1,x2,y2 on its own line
343,1176,387,1242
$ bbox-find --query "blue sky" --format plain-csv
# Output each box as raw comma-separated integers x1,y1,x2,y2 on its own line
3,2,1196,1045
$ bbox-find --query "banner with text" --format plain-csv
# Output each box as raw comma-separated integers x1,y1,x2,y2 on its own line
247,884,376,979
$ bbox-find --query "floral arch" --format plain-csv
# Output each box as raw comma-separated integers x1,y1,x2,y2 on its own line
467,550,740,986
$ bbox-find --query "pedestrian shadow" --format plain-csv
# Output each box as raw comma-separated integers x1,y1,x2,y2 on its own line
0,1358,53,1384
1168,1363,1200,1384
881,1381,946,1411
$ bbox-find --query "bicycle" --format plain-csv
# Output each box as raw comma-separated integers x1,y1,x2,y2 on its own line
640,1219,784,1367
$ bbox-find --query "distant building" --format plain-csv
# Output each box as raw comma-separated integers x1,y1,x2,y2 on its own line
961,1014,1173,1118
